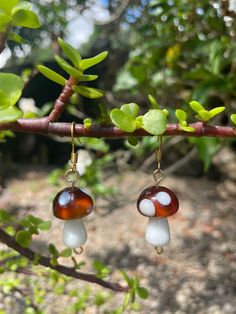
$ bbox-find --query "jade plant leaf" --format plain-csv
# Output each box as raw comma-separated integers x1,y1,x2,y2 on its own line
0,91,10,109
110,109,136,132
73,85,104,99
8,32,27,44
55,55,81,78
80,51,108,70
58,37,81,68
189,100,205,113
0,106,23,123
0,0,19,14
231,113,236,125
120,103,140,118
12,9,40,28
142,109,167,135
148,94,159,109
0,73,24,106
15,230,32,248
37,65,67,86
78,74,98,81
175,109,187,123
209,107,225,118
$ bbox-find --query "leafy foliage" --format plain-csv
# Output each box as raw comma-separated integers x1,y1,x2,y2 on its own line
37,37,108,99
0,0,40,36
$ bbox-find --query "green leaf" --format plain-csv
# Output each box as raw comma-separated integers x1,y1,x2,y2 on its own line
0,0,18,14
231,113,236,125
0,209,12,223
0,91,10,109
209,106,225,118
135,115,143,129
58,37,81,68
142,109,167,135
195,109,211,121
11,1,31,14
80,51,108,70
15,230,32,248
48,243,59,256
23,111,38,119
189,137,219,171
37,65,66,86
137,287,149,299
73,85,104,99
38,221,52,231
78,74,98,81
0,106,23,123
127,136,139,146
8,32,27,44
120,103,139,118
179,125,195,132
54,55,81,78
189,100,205,113
0,73,24,105
83,118,92,129
148,94,159,109
0,14,11,31
12,9,40,28
175,109,187,123
60,248,72,258
110,109,136,132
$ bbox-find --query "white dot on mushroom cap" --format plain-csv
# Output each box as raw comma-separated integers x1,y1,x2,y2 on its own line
156,191,171,206
139,199,155,216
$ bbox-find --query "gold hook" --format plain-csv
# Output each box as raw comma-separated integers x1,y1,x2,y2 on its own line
153,135,165,186
65,122,79,186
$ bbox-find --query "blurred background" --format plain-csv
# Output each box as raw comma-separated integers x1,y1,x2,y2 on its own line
0,0,236,313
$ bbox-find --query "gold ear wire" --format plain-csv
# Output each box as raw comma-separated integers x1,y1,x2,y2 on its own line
65,122,80,187
153,135,165,186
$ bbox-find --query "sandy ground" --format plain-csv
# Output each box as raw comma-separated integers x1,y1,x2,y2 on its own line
0,148,235,313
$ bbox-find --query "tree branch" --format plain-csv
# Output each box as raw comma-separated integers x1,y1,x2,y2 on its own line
48,77,77,122
0,118,235,138
0,228,128,293
0,27,10,54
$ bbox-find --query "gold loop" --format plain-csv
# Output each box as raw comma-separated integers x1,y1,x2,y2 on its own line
65,169,80,184
73,247,83,255
153,169,165,186
155,246,164,255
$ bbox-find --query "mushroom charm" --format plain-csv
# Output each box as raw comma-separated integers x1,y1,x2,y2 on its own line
52,122,94,254
137,186,179,253
53,187,94,252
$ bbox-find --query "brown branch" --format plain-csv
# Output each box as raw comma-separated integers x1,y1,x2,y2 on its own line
48,76,77,122
0,228,128,292
0,119,235,138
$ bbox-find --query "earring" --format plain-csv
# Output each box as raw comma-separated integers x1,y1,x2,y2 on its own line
52,122,94,254
137,136,179,254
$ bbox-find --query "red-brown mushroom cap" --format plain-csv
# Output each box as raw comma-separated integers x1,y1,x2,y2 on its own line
53,187,94,220
137,186,179,218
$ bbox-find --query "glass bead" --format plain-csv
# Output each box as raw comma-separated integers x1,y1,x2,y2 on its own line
53,187,94,220
137,186,179,218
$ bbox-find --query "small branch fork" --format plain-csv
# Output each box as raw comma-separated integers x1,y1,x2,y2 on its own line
0,228,128,292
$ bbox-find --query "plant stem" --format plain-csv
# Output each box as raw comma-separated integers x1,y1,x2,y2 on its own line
0,228,128,293
0,119,235,138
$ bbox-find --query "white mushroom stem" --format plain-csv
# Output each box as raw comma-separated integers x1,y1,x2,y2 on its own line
63,219,87,249
145,217,170,247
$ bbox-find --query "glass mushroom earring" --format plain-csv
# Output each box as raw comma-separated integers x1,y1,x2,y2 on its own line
137,136,179,254
52,122,94,254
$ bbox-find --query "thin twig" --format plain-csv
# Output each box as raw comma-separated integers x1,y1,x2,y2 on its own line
0,228,128,292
